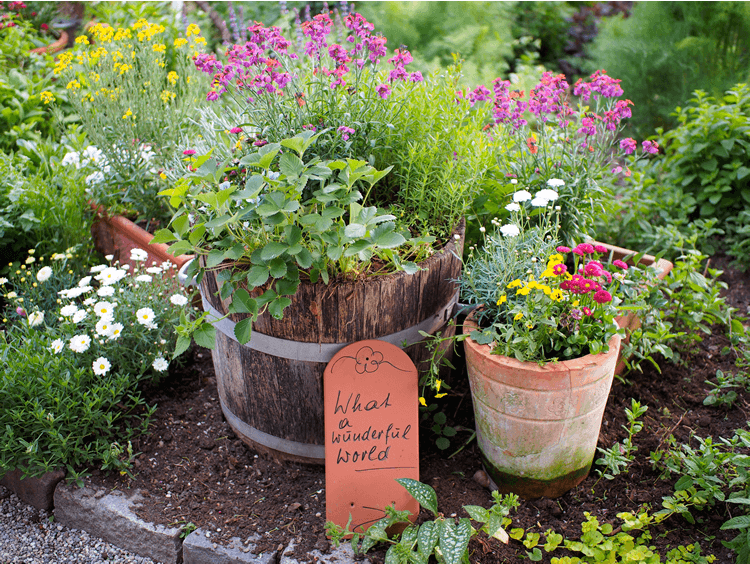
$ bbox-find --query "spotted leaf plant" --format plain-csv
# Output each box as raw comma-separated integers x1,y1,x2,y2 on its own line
155,130,428,351
326,478,519,564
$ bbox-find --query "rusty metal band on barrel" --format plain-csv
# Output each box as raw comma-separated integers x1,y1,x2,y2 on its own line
200,290,459,363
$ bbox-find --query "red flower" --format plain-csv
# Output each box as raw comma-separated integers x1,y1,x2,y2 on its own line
613,259,628,270
593,289,612,304
526,137,538,155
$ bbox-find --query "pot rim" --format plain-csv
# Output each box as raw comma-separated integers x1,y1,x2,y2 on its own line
462,309,621,371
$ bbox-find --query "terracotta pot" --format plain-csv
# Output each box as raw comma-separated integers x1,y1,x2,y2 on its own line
90,204,193,272
463,314,621,499
594,242,674,374
30,30,69,56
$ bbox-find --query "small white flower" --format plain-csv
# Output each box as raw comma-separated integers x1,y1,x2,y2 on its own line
136,307,155,326
50,339,64,354
95,317,114,337
90,265,108,273
453,234,461,240
60,304,79,317
105,254,114,261
86,171,105,185
170,294,188,306
130,248,149,262
505,202,521,212
160,261,173,270
0,277,7,284
152,357,169,372
531,197,549,208
78,276,92,287
546,178,565,188
500,224,521,238
96,267,127,286
69,334,91,353
92,357,111,376
72,310,87,323
136,274,152,283
51,253,66,261
510,179,518,185
535,189,559,202
83,297,96,306
36,267,53,283
145,266,162,275
97,286,115,297
61,152,80,168
512,190,532,203
94,301,116,317
108,322,123,340
6,291,17,299
28,311,44,327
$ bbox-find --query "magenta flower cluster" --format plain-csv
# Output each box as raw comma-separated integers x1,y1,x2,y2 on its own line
195,12,422,104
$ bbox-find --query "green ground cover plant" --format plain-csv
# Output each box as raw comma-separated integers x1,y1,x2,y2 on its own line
0,249,192,480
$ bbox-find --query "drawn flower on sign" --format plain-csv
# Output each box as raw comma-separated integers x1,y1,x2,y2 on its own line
355,346,383,373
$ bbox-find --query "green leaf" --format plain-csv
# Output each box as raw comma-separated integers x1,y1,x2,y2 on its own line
417,521,440,558
151,228,178,244
436,437,450,450
269,257,287,278
401,262,419,275
295,249,313,269
205,214,232,229
268,296,292,319
344,223,367,238
737,166,750,180
231,289,257,314
206,249,226,268
722,515,750,530
438,518,473,564
528,547,543,561
397,479,438,517
171,214,190,238
188,224,206,246
173,335,191,358
193,322,216,349
284,224,302,247
463,505,489,523
261,242,289,261
246,266,269,288
234,318,253,344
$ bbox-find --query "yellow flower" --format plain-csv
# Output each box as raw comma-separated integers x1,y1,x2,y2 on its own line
550,289,564,302
435,393,447,399
186,23,200,37
573,300,580,306
160,89,176,104
167,71,179,85
88,72,101,83
159,172,167,180
133,18,148,30
112,50,124,62
118,64,132,75
152,43,166,53
114,27,131,41
548,253,564,265
174,37,188,48
65,80,81,90
507,279,523,289
40,91,55,104
516,285,531,296
514,312,524,321
193,36,207,46
122,108,133,119
419,397,427,407
496,294,507,306
75,35,89,45
435,380,442,392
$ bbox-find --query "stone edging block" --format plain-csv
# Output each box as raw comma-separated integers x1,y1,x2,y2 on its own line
54,483,183,564
0,468,65,511
182,529,275,564
279,539,368,564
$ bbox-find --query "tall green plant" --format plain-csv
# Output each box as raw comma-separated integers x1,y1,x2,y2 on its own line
586,2,750,135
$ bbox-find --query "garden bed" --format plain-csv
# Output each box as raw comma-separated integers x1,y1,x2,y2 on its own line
78,256,749,563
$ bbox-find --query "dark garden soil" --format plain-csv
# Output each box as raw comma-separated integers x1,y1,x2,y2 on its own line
84,255,750,563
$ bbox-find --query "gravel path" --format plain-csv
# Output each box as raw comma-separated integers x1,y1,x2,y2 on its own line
0,485,158,564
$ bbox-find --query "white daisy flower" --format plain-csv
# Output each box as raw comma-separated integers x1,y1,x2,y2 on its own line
152,357,169,372
510,179,518,185
108,322,123,340
160,261,173,270
78,276,92,287
95,318,114,337
61,152,80,168
36,267,53,283
170,294,188,306
500,224,521,237
130,248,149,262
145,266,162,275
72,310,87,323
69,334,91,353
96,267,127,286
28,311,44,327
94,301,116,317
6,291,17,299
0,277,7,284
90,264,108,273
50,339,64,354
97,286,115,297
60,304,79,317
51,253,66,261
135,274,152,283
85,171,105,185
92,357,111,376
512,190,532,203
83,297,96,306
136,307,155,326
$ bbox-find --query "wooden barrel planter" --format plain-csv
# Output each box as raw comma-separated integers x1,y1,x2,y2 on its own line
200,222,465,464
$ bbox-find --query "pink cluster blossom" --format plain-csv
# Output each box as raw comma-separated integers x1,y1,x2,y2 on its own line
574,70,624,102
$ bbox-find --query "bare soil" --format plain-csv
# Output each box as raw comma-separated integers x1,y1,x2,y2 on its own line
85,255,750,563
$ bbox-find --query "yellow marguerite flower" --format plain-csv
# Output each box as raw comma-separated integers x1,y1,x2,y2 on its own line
516,285,531,296
497,294,507,306
122,108,133,119
40,91,55,104
514,312,524,321
507,279,523,289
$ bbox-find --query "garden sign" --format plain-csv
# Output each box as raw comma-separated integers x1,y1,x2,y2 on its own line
324,340,419,533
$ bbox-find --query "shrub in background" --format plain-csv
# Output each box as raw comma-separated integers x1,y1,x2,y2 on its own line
586,2,750,136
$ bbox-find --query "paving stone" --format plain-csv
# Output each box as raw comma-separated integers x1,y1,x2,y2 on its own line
182,529,275,564
54,483,183,564
0,468,65,511
279,539,368,564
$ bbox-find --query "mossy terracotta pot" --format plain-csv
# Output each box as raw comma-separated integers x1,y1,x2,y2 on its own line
29,30,69,55
463,314,621,499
